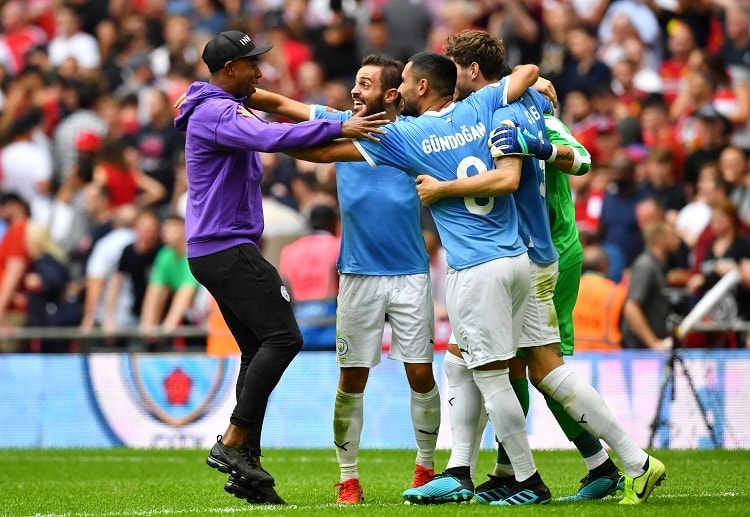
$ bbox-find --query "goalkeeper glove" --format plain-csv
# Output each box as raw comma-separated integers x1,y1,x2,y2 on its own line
488,121,555,160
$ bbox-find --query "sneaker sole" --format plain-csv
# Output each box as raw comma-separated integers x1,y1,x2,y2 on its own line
206,455,232,474
225,478,285,505
207,455,275,486
557,480,624,501
403,490,474,505
619,472,666,505
474,489,512,504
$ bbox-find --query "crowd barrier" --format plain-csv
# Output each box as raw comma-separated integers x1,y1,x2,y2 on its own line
1,348,747,450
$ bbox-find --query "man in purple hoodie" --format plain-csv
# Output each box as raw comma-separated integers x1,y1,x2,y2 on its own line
174,30,386,505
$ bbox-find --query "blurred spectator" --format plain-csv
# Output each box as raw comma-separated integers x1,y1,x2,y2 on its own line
557,26,612,106
0,0,47,76
310,0,359,82
598,0,661,66
130,89,185,215
356,8,410,64
621,220,681,350
259,158,311,269
261,9,314,101
79,204,137,332
597,155,649,282
24,222,80,352
278,204,340,350
188,0,227,35
638,93,685,177
598,8,652,70
381,0,432,61
590,84,640,146
51,79,107,183
71,182,116,282
687,199,748,294
296,60,329,106
720,0,750,73
642,146,687,215
47,5,100,76
719,145,750,226
685,199,750,346
695,51,750,131
571,160,608,241
681,104,732,196
651,0,723,54
676,162,729,248
635,196,691,287
659,20,696,107
568,0,610,31
149,14,199,80
103,209,162,334
572,243,626,351
92,138,165,209
0,192,31,332
539,1,572,82
139,214,203,347
94,18,125,92
485,0,541,68
0,107,52,207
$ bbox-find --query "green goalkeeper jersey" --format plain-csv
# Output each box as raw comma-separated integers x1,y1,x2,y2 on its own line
544,115,591,271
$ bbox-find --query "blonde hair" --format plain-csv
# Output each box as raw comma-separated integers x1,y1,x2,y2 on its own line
25,223,68,263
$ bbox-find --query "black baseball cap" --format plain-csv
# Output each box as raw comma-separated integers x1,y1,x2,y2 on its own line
202,30,273,73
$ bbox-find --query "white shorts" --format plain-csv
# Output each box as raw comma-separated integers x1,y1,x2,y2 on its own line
336,273,434,368
446,253,530,368
518,261,561,348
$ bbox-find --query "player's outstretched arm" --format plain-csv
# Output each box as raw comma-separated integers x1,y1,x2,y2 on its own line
415,157,521,205
506,64,539,103
246,88,311,122
286,139,366,163
490,118,591,176
544,115,591,175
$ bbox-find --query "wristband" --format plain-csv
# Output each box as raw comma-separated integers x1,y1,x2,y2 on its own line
570,150,583,174
544,144,558,163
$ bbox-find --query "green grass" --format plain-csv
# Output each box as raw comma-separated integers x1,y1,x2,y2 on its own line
2,448,749,516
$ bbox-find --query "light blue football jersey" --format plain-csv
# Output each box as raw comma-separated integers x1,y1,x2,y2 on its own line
354,82,526,270
492,89,558,266
312,105,429,275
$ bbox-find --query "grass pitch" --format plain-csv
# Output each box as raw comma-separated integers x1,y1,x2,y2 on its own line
2,448,749,516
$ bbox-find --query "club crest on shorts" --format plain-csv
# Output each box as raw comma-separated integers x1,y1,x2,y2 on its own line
336,338,349,356
280,285,290,302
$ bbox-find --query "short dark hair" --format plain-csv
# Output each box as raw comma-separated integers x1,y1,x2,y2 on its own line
443,30,507,81
361,54,404,91
407,52,457,99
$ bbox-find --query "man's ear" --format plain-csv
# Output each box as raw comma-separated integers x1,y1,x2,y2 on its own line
470,62,480,80
384,87,399,104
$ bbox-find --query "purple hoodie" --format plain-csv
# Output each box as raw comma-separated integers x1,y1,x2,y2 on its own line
174,82,343,258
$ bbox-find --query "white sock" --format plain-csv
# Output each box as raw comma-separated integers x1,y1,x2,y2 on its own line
539,365,648,478
411,384,440,468
333,389,364,481
584,449,611,471
473,368,537,482
443,353,483,471
471,410,490,479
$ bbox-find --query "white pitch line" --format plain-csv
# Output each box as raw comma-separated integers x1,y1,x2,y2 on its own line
5,493,748,517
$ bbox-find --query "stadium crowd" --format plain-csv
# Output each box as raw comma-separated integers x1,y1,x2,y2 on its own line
0,0,748,353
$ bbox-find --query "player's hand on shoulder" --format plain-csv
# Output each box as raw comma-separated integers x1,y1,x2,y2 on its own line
533,77,558,108
237,104,255,118
174,92,187,110
341,111,389,141
488,121,527,158
415,174,442,206
488,121,554,160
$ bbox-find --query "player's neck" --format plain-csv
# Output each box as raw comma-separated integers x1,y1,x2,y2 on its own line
421,95,453,114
